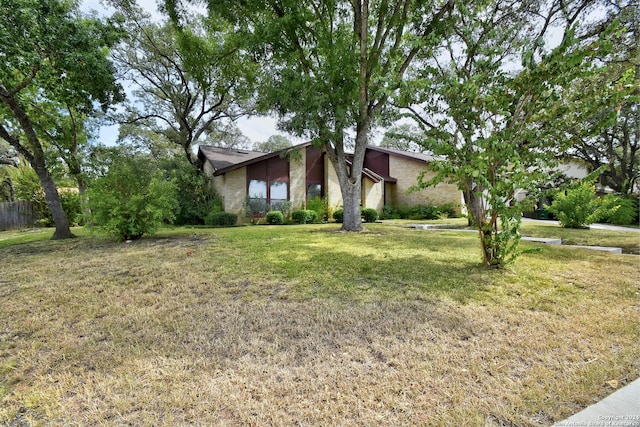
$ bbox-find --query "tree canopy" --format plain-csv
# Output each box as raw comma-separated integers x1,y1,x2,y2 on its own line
402,0,619,267
565,1,639,195
0,0,123,238
111,0,256,171
253,135,293,153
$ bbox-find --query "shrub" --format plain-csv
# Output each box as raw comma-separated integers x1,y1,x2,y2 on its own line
333,208,344,223
265,210,284,225
546,182,603,228
291,209,318,224
437,203,458,218
599,194,638,226
161,155,222,226
307,196,327,222
87,154,178,240
361,207,379,223
271,200,292,220
59,191,83,226
380,204,395,220
205,211,238,227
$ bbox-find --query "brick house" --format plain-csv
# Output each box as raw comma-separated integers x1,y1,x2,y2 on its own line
198,142,463,221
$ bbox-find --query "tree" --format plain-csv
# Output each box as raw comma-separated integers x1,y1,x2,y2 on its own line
23,98,98,195
110,0,254,171
380,123,430,153
205,122,253,150
566,1,639,195
253,134,293,153
167,0,455,231
0,141,17,201
403,0,616,267
0,0,123,239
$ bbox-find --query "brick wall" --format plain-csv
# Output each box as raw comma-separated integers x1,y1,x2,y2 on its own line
388,155,463,211
213,168,247,218
363,178,384,211
325,156,343,211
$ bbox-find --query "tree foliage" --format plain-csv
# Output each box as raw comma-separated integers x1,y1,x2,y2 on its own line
404,0,617,267
111,0,255,171
0,0,123,238
253,134,293,153
565,1,639,195
380,123,430,153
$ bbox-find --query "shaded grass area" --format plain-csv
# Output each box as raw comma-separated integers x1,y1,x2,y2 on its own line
1,224,638,426
385,218,640,254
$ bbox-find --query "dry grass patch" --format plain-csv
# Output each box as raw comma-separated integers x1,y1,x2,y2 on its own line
1,224,638,426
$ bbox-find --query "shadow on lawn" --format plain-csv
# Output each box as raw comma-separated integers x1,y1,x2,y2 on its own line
267,234,494,303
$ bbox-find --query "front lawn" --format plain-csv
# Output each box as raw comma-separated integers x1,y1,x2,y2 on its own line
1,223,638,426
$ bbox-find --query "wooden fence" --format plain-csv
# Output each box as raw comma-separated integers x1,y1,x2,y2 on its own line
0,200,35,231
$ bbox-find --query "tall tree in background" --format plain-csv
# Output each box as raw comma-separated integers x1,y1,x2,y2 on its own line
253,135,293,153
566,1,639,195
380,123,429,153
0,0,123,239
402,0,617,267
167,0,455,231
111,0,255,171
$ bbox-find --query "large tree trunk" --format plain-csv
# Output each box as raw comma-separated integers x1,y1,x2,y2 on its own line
340,179,363,232
336,128,368,232
33,163,75,239
1,88,75,239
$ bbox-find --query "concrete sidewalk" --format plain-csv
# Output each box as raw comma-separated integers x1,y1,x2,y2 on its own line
521,218,640,233
553,378,640,427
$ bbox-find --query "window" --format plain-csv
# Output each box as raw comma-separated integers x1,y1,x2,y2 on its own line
270,180,288,211
246,156,290,215
248,179,267,213
307,183,321,200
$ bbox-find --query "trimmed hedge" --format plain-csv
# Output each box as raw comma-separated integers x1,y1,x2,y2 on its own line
361,208,379,223
332,208,344,223
205,211,238,227
265,211,284,224
333,208,380,223
380,203,458,220
291,209,318,224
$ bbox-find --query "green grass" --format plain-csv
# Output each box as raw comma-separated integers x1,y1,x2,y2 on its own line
519,220,640,254
1,223,638,426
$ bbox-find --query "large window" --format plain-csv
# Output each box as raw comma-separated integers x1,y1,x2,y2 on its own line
247,156,289,215
270,180,288,211
248,179,268,213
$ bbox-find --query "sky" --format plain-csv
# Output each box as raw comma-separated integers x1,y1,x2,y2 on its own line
80,0,281,146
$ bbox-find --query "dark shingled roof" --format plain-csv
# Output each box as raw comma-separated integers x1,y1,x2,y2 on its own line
198,146,267,171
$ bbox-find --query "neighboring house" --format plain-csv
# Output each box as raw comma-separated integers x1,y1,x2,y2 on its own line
198,143,463,221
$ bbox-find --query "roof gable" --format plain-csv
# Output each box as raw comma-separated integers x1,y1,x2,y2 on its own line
198,142,312,176
198,146,266,171
365,145,439,163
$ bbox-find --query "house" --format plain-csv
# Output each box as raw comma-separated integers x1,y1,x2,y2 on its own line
197,143,463,221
